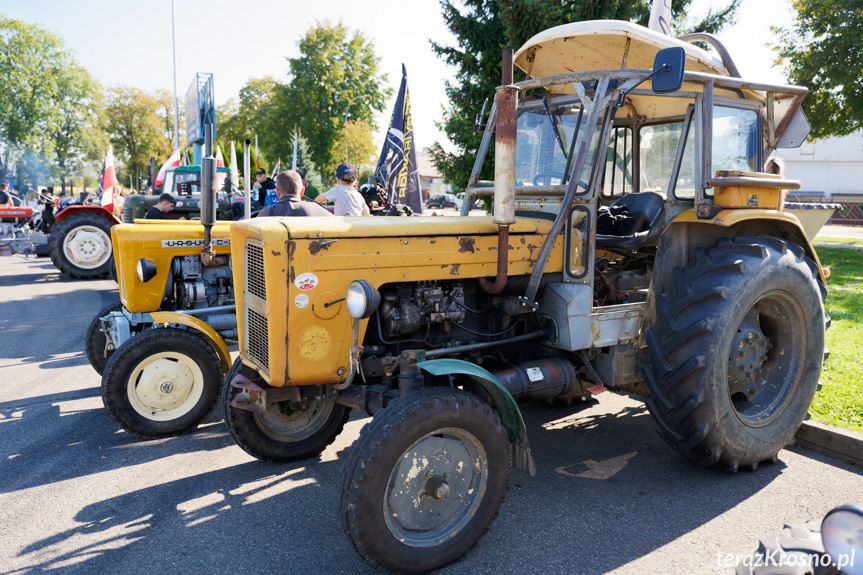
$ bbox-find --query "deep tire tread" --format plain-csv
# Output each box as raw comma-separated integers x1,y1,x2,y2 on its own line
339,387,510,574
643,235,825,471
48,212,114,279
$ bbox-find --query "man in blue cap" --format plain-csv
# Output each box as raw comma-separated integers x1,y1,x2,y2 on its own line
315,163,369,216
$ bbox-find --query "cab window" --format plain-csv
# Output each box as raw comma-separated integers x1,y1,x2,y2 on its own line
639,122,685,195
712,106,760,173
601,127,634,197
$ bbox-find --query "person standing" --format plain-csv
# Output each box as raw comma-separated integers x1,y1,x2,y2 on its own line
144,193,176,219
253,168,276,205
259,170,333,217
0,184,12,207
315,163,369,216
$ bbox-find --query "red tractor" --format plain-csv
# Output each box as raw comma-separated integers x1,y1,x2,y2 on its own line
47,192,121,279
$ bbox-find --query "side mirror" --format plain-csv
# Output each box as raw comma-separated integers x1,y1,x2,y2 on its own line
651,47,686,94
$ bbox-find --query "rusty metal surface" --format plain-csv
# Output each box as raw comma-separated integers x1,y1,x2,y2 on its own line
478,225,510,294
229,373,302,413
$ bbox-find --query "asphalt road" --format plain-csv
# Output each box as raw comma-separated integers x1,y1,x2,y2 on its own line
1,254,861,575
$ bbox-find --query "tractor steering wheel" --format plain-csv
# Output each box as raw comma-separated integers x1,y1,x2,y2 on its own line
533,171,565,186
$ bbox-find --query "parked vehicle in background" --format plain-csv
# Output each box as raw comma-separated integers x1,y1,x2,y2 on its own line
426,193,457,209
455,192,481,211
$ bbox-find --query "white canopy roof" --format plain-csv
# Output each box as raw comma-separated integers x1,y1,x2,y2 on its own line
514,20,728,81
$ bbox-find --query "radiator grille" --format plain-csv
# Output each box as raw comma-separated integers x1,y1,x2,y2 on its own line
246,308,269,370
120,266,127,302
245,242,266,301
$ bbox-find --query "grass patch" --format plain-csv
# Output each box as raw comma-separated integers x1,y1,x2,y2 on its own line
810,246,863,433
814,236,863,246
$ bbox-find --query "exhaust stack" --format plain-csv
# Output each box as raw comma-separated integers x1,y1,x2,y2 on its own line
200,124,226,267
480,48,516,295
243,138,252,219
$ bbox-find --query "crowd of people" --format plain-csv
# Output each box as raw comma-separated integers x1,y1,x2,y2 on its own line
2,160,372,222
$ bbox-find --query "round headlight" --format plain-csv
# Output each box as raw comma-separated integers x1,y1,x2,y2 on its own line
345,280,381,319
822,505,863,575
137,258,158,282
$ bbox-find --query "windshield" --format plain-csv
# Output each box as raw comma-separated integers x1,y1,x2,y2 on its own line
516,97,603,188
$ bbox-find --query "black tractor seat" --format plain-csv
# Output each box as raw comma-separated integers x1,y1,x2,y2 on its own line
595,191,666,250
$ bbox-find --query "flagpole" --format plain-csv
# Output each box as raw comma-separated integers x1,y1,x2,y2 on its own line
171,0,180,150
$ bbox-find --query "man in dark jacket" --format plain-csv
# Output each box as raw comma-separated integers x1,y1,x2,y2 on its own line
259,170,332,217
144,193,176,219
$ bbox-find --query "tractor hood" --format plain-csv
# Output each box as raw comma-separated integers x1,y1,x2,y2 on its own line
268,215,545,240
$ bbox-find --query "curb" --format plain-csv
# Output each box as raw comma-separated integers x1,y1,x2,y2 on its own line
813,242,863,250
795,420,863,468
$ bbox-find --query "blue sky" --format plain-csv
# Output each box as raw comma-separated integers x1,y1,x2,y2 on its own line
1,0,794,153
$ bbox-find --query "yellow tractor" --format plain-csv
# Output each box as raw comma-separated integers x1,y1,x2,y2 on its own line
224,21,834,572
86,134,251,438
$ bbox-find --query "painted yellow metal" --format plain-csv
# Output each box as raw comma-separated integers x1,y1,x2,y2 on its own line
670,208,826,283
150,311,232,372
230,216,561,388
673,206,806,230
112,221,232,312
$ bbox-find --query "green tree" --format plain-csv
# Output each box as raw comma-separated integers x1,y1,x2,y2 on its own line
104,86,172,184
218,77,279,170
334,119,377,173
431,0,740,191
0,15,105,189
52,64,107,192
773,0,863,139
275,21,392,184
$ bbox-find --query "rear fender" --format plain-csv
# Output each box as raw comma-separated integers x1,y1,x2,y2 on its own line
416,358,536,475
55,205,121,225
150,311,232,372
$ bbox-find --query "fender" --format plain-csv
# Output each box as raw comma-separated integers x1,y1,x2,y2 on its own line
150,311,232,372
55,204,122,225
416,358,536,475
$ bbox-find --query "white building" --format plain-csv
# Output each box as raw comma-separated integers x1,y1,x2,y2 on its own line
417,148,452,200
776,130,863,201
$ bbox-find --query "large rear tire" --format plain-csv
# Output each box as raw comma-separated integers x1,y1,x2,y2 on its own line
339,388,510,573
224,362,350,462
85,300,124,375
643,235,825,471
48,212,114,279
102,328,222,437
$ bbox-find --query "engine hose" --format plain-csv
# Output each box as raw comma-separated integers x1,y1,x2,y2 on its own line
444,290,490,314
450,318,519,338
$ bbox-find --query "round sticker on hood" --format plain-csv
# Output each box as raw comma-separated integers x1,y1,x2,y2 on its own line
295,293,310,308
295,272,319,291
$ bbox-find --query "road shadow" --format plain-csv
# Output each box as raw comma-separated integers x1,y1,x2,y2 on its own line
0,287,118,361
4,458,368,575
3,393,839,575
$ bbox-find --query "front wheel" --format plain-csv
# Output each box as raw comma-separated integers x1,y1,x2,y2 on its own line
48,212,114,279
223,362,350,462
643,235,825,471
339,388,510,573
101,328,223,437
85,300,124,375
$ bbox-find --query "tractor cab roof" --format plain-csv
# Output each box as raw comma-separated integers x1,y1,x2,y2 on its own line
511,19,806,133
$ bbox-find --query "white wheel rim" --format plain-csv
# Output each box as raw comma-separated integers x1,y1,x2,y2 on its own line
127,352,205,421
62,225,112,269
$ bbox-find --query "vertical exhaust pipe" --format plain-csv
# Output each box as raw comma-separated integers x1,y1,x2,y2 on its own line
480,48,516,295
201,124,226,267
243,138,252,219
